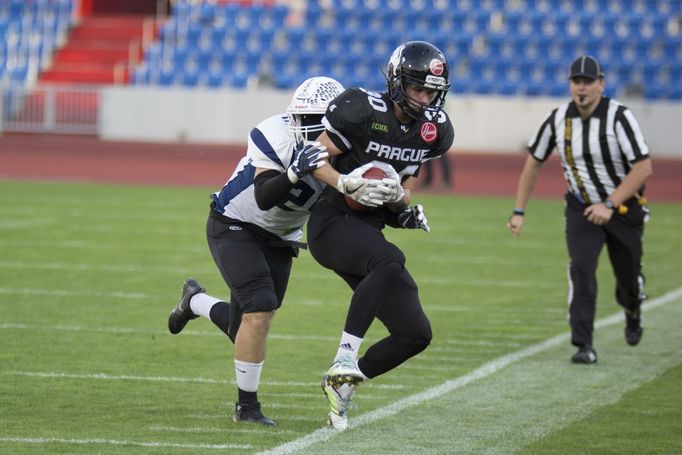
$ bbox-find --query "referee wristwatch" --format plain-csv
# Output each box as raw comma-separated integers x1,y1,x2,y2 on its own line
604,199,616,210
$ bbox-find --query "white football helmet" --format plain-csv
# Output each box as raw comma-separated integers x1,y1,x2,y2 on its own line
286,76,344,144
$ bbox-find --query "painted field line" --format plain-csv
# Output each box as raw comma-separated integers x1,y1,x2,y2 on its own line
0,322,533,346
4,370,407,390
0,287,148,299
258,286,682,455
0,322,341,342
0,436,249,450
148,425,299,435
0,260,214,274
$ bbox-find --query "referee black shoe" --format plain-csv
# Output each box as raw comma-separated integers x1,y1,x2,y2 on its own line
571,346,597,364
168,278,205,334
625,310,644,346
234,402,276,426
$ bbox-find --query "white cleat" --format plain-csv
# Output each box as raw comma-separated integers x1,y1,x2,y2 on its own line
321,356,364,431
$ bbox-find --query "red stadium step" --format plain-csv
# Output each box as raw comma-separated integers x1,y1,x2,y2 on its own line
53,47,130,65
40,68,120,84
40,14,148,85
69,23,146,41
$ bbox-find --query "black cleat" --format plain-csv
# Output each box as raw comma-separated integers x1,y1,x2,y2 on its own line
234,402,276,426
571,346,597,364
625,310,644,346
168,278,205,334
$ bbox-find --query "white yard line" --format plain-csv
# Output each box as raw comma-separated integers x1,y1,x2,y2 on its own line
4,370,407,390
148,425,299,435
0,322,340,341
0,436,249,450
258,287,682,455
0,287,149,299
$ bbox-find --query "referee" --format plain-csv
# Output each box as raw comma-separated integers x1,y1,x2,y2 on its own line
507,55,653,364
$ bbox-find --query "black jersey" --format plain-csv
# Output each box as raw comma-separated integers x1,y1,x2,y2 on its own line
320,87,454,216
324,87,454,177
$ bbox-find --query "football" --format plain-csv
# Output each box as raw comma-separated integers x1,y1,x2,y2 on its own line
344,166,387,211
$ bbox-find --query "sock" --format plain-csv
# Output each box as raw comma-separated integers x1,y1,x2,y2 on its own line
235,360,263,396
189,292,223,319
238,389,258,405
334,331,363,362
208,301,235,341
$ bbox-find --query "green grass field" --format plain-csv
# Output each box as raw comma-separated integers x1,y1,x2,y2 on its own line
1,180,681,454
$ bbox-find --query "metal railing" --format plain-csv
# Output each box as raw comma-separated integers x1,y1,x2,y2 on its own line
0,84,100,135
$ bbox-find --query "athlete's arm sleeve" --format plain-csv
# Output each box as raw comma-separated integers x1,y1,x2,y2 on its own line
383,206,407,228
253,169,293,210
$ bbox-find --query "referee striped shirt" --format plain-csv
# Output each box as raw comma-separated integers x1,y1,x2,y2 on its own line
528,97,650,205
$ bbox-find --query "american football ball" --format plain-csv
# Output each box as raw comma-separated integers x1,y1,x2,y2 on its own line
344,166,388,211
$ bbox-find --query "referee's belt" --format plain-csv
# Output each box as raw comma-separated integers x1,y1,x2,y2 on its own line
567,192,643,209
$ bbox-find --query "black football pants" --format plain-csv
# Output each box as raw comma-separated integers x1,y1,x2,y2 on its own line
206,212,293,340
307,200,432,379
565,193,646,348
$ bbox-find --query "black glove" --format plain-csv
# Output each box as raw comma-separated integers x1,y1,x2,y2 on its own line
397,204,430,232
287,141,328,183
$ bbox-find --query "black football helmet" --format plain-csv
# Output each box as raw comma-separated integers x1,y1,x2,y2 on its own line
386,41,450,120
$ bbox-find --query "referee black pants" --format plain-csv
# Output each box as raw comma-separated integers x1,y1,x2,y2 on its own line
565,193,646,348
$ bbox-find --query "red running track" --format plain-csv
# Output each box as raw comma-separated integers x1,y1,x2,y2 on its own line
1,133,681,202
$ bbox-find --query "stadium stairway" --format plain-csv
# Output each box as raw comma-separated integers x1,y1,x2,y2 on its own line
39,15,147,84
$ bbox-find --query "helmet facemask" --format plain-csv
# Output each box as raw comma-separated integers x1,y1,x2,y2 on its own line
288,113,325,144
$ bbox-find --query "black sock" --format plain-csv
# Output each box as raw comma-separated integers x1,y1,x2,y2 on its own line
209,302,232,339
238,389,258,405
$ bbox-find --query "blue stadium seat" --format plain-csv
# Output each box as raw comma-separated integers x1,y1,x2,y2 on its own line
662,37,681,61
644,82,666,99
542,10,569,37
474,78,495,95
182,69,200,87
157,68,177,87
206,71,226,88
198,2,216,24
548,80,568,97
523,80,544,96
227,72,249,89
126,0,680,99
449,74,469,94
668,85,682,101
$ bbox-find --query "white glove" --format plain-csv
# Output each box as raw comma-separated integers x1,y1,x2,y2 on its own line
375,177,405,203
337,163,384,207
366,161,404,204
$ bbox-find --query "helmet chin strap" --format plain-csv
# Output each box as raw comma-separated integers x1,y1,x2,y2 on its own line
399,101,424,121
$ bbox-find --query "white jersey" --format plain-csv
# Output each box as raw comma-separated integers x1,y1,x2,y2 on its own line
210,114,324,242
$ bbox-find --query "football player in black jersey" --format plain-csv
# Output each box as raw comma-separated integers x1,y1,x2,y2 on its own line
308,41,455,430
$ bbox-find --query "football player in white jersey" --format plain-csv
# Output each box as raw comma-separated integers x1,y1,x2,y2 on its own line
166,77,374,426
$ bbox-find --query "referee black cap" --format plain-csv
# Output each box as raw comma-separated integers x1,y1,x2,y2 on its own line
569,55,604,80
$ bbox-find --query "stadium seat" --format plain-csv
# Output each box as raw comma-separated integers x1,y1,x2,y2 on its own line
125,0,681,97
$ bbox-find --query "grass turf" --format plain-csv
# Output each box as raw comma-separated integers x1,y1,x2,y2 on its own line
0,180,681,454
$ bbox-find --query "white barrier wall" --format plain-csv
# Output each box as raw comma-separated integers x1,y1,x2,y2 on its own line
100,86,682,157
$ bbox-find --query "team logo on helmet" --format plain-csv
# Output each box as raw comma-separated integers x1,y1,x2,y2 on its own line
421,122,438,142
429,59,444,76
